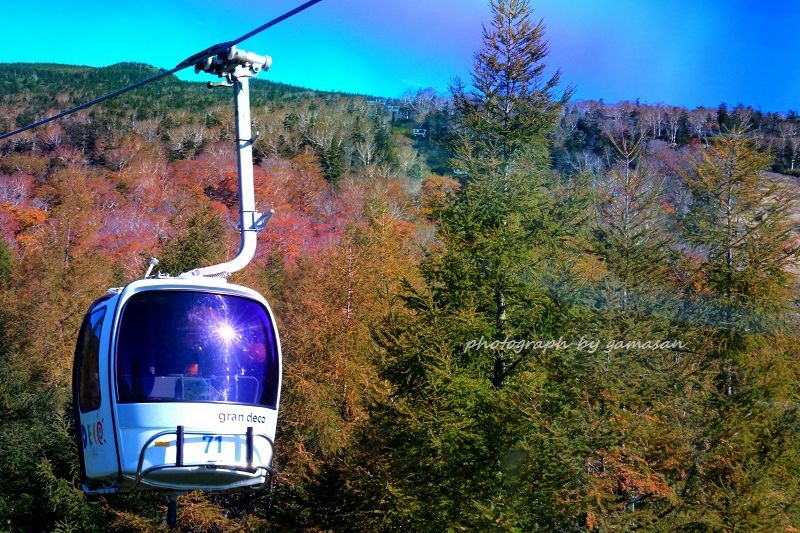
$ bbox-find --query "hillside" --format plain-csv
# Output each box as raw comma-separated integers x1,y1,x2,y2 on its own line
0,62,336,123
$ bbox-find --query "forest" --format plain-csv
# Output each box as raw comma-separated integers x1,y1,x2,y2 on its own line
2,0,800,531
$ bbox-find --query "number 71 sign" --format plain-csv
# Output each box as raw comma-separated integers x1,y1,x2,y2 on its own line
203,435,223,453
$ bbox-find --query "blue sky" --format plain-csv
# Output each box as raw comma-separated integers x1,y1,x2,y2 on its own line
1,0,798,112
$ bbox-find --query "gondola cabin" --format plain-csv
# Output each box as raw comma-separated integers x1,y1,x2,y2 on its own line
69,45,282,503
72,276,281,494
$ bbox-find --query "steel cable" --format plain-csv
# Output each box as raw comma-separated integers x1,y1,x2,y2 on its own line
0,0,323,141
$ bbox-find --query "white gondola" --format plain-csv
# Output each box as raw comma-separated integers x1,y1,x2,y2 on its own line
72,46,281,497
73,276,281,493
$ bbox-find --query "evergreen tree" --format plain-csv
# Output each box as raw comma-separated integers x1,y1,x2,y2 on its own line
0,238,12,287
373,122,398,169
676,109,692,144
158,207,226,275
450,0,569,180
319,136,347,184
580,127,696,528
594,128,671,309
352,1,587,529
665,123,800,529
0,239,12,357
717,102,732,131
446,0,574,388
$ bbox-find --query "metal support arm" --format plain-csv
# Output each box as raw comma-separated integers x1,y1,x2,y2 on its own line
181,47,272,278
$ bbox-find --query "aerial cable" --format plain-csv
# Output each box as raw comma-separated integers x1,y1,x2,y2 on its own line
0,69,179,141
0,0,322,141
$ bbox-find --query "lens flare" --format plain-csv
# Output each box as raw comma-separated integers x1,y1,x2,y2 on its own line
215,322,239,344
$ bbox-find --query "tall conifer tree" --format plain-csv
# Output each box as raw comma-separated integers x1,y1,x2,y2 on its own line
665,123,800,529
580,127,695,528
351,2,587,529
442,0,574,388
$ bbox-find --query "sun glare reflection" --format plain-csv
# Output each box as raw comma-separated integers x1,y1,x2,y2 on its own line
215,322,239,344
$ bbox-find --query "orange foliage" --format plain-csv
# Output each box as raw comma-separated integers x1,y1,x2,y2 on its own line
392,218,415,238
257,157,328,216
587,449,673,501
586,511,597,531
260,210,313,263
421,174,460,218
0,209,18,244
276,205,419,479
573,254,607,283
659,198,676,215
6,204,46,229
291,152,323,175
15,233,39,251
171,159,218,191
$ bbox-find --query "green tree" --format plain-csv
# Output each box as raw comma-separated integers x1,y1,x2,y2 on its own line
319,136,347,184
579,127,698,528
157,207,226,275
446,0,574,387
593,128,671,310
663,123,800,529
676,109,692,144
350,1,587,529
0,239,13,357
0,239,12,286
716,102,732,131
450,0,569,179
0,359,108,532
373,122,397,169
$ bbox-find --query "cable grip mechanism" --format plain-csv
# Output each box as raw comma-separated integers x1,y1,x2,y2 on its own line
195,45,271,79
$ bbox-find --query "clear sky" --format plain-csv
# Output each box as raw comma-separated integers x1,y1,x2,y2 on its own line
1,0,798,112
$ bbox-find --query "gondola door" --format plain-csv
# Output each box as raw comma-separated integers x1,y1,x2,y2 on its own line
73,298,120,488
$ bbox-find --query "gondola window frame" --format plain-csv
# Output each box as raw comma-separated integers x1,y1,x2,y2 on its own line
77,306,107,413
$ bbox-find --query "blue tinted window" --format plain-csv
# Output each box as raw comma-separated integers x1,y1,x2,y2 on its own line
117,291,279,407
78,307,106,412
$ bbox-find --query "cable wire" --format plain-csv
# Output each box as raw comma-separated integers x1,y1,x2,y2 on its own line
0,0,323,141
0,68,179,141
